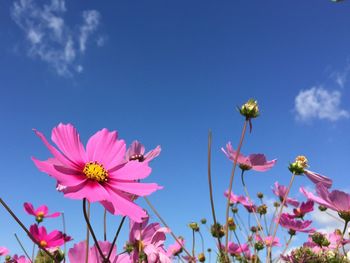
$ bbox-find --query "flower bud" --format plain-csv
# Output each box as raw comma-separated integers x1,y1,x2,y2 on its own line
207,248,212,253
273,202,280,208
200,218,207,224
254,241,265,251
198,253,206,262
289,156,308,175
231,207,238,214
239,99,259,119
211,223,225,238
257,204,267,215
125,243,134,253
257,192,264,199
227,217,236,231
189,222,200,232
318,205,327,211
250,226,257,233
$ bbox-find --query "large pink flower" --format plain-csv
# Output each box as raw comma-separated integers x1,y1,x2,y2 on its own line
68,241,130,263
300,184,350,221
32,123,162,222
24,202,60,222
29,224,68,249
278,214,314,233
126,140,161,162
128,216,171,263
222,142,276,171
272,182,300,207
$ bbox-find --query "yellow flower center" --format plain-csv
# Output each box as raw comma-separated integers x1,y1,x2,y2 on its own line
83,162,108,182
295,155,308,168
40,240,47,247
37,211,44,217
135,240,144,252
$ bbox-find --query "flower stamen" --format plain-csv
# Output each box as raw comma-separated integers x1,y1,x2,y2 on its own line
83,162,108,182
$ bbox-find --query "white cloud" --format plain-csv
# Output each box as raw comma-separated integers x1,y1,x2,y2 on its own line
330,64,350,89
311,208,345,233
294,86,349,122
11,0,102,77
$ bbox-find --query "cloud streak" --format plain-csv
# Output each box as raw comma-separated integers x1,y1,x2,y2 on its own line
11,0,103,77
294,86,349,122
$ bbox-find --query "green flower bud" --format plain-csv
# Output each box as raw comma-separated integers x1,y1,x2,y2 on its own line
239,99,260,119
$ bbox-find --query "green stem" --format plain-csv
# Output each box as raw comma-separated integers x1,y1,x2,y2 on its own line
224,120,248,250
84,201,91,263
104,209,107,241
14,233,32,263
61,212,67,263
106,216,126,262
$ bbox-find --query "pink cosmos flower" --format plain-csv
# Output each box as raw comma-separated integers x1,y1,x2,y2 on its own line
167,238,185,258
0,246,9,256
126,140,161,162
224,190,241,204
255,235,281,247
238,196,257,213
227,242,251,257
9,255,31,263
278,213,315,233
291,200,314,219
300,184,350,220
24,202,60,222
128,216,171,263
29,224,68,248
68,240,130,263
222,142,276,171
303,231,350,253
32,123,162,222
272,182,300,207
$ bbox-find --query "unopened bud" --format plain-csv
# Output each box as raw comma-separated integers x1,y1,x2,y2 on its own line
198,253,206,262
239,99,259,119
273,202,280,208
231,207,238,214
318,205,327,212
211,223,225,238
257,192,264,199
254,241,265,251
189,222,200,232
257,204,267,215
200,218,207,224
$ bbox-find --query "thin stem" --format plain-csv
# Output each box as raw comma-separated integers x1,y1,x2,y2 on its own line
14,233,32,263
0,198,58,263
198,231,205,253
85,201,91,263
224,120,248,249
268,208,278,236
61,212,67,263
82,199,106,261
281,235,293,257
241,170,266,240
144,196,192,258
268,172,297,262
104,209,107,241
106,216,126,262
192,229,195,257
233,214,248,240
207,131,224,255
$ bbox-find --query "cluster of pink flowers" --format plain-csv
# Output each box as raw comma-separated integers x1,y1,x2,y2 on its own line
2,100,350,263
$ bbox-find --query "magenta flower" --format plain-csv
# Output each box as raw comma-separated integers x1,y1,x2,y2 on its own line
0,246,9,256
24,202,60,222
128,216,171,263
9,255,31,263
303,169,332,189
272,182,300,207
29,224,68,248
292,200,314,219
278,213,315,233
222,142,276,171
224,190,241,204
126,140,161,162
227,242,251,257
68,241,129,263
32,123,162,222
300,184,350,221
238,196,257,213
167,238,185,258
255,235,281,247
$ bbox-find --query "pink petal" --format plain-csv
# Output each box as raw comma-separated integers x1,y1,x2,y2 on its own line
33,129,80,170
32,157,85,187
304,169,332,188
144,145,161,162
86,129,126,170
36,205,49,216
51,123,87,165
63,181,110,203
252,159,277,172
24,202,35,216
108,181,162,196
109,161,151,180
46,212,61,218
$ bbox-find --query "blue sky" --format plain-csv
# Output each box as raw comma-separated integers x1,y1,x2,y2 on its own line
1,0,350,260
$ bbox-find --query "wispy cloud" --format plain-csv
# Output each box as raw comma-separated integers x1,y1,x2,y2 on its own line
294,86,349,122
330,64,350,89
11,0,103,77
